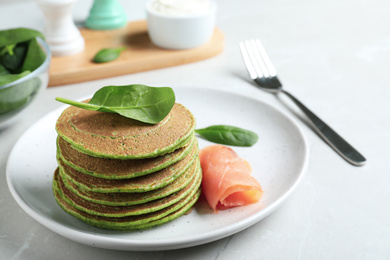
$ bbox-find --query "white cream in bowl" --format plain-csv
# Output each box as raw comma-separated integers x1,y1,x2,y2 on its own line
146,0,217,49
149,0,211,16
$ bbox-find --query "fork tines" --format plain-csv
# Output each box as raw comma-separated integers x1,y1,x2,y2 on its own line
239,39,277,80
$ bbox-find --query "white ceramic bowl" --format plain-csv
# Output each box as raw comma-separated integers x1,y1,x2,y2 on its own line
146,0,217,49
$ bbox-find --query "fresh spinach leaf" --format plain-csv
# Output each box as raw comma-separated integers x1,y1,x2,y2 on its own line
0,43,28,73
93,47,126,63
0,70,30,86
0,76,40,115
195,125,258,147
0,64,9,76
20,38,46,72
0,44,16,56
56,84,176,124
0,28,44,48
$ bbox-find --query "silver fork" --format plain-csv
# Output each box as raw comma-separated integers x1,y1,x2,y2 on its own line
239,39,366,166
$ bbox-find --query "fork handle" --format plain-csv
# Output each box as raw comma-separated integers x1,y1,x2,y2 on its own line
281,90,366,166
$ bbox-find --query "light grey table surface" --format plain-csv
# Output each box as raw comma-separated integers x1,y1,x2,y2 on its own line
1,0,389,259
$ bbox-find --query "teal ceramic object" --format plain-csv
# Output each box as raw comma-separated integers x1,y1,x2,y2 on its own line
86,0,127,30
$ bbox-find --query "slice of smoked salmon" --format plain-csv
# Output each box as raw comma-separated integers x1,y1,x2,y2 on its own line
199,144,263,213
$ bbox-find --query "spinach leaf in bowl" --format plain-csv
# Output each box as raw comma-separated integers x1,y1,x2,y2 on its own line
0,77,41,115
0,43,28,73
0,70,30,86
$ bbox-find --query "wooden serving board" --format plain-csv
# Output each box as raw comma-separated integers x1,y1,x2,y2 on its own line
48,20,224,87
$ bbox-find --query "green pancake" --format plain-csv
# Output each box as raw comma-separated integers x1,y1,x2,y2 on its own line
56,161,201,217
56,135,196,179
55,103,196,159
57,143,199,193
53,168,201,230
61,159,200,206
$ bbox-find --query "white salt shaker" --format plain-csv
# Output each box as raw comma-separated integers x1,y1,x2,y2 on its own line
35,0,84,56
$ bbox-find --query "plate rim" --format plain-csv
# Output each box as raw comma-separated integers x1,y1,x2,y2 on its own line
6,86,309,251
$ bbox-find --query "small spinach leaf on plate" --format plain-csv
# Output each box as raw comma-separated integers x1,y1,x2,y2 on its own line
195,125,258,147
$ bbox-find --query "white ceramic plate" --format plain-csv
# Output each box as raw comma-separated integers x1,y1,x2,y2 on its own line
6,87,309,251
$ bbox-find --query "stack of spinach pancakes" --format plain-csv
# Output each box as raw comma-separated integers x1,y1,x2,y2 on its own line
53,102,201,230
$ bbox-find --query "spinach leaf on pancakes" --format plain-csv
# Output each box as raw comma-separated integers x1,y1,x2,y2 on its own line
56,84,175,124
